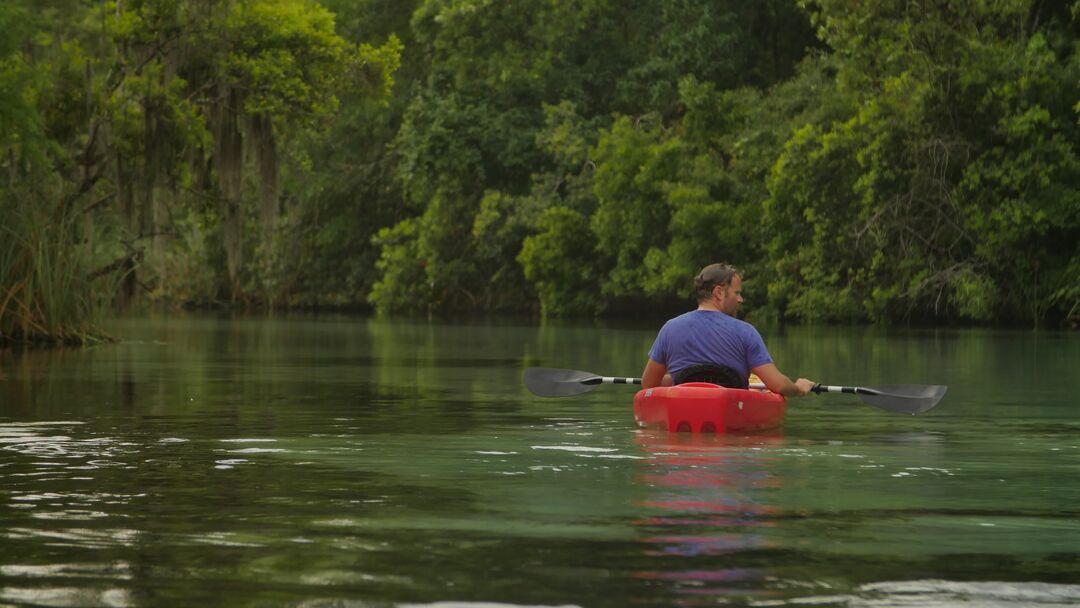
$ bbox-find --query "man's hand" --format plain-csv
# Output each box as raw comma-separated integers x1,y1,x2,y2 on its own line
752,363,816,397
793,378,816,396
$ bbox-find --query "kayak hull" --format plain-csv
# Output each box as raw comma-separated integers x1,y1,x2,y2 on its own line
633,382,786,433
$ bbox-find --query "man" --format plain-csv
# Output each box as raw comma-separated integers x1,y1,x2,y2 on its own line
640,263,816,397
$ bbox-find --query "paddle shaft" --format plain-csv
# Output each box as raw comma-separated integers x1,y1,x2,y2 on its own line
812,384,884,396
584,376,641,386
524,367,944,414
617,381,890,395
593,379,939,414
585,376,771,390
562,374,894,396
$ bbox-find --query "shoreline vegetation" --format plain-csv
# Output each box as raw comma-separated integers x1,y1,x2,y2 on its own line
0,201,115,346
1,1,1078,346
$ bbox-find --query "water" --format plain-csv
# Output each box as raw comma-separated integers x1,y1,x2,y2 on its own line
1,315,1078,607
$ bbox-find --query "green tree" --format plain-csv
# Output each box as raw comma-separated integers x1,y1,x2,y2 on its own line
763,0,1080,325
372,0,817,315
1,1,118,343
4,0,401,341
101,0,398,301
283,0,416,308
518,206,601,316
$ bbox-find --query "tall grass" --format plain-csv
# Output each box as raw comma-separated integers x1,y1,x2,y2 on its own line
0,195,117,346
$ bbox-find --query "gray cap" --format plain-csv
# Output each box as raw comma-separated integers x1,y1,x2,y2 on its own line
694,263,740,299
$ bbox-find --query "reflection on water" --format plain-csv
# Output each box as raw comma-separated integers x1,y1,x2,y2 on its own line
632,431,782,600
1,316,1078,606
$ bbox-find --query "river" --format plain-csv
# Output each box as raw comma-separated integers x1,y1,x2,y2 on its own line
1,315,1078,606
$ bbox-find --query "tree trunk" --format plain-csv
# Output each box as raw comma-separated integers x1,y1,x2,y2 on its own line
153,179,171,289
213,85,245,300
115,152,137,308
251,113,278,236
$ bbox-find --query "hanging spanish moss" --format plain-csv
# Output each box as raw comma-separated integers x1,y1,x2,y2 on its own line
250,113,279,235
212,85,245,299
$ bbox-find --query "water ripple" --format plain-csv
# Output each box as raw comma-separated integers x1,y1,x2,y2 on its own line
755,579,1080,607
4,527,141,549
0,586,133,608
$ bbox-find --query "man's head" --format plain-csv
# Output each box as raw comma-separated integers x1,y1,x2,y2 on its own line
695,263,743,315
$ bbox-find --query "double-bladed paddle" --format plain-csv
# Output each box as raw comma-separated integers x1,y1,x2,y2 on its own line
807,383,946,414
523,367,946,414
524,367,642,397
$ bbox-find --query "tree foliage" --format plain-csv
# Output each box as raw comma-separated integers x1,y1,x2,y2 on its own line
764,0,1080,324
4,0,1078,335
2,0,399,341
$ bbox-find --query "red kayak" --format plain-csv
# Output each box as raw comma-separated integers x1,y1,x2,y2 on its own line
633,382,786,433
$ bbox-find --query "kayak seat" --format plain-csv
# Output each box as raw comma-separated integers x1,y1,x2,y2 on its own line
672,364,747,389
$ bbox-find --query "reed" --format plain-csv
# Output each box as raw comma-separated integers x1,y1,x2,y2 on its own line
0,197,116,346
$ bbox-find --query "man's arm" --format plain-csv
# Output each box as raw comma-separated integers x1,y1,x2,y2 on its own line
641,359,672,389
752,362,815,397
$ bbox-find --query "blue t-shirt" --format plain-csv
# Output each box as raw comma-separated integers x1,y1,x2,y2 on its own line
648,310,773,381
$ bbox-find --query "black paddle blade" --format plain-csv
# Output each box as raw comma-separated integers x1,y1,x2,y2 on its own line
859,384,948,414
524,367,601,397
